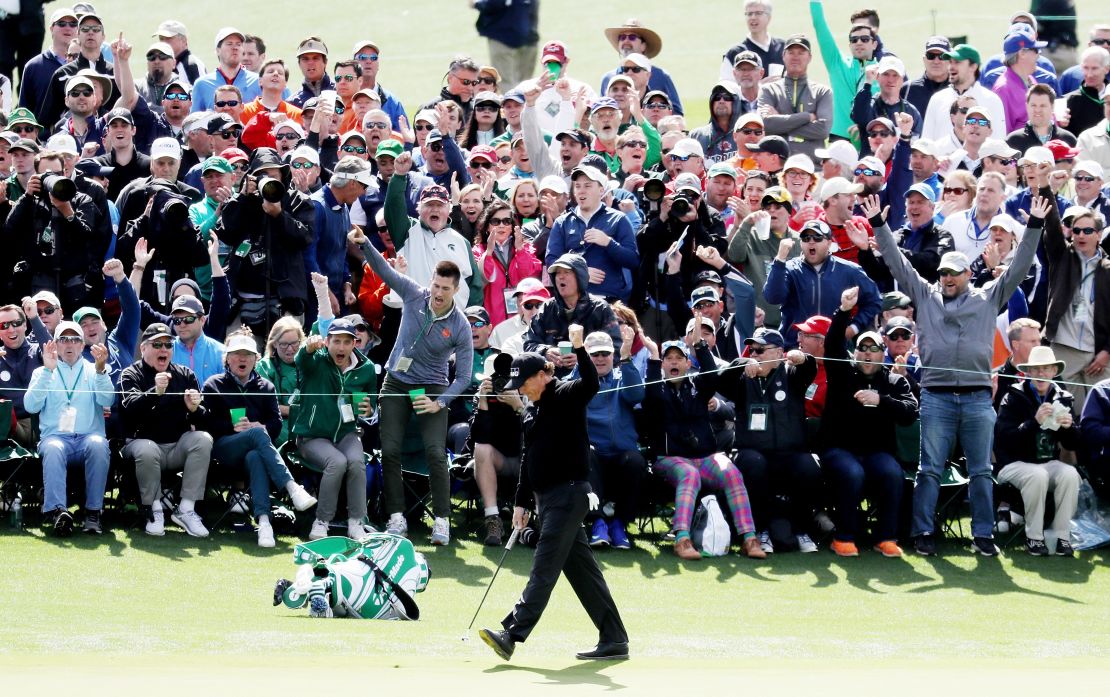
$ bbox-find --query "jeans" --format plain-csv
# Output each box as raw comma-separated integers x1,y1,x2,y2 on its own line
213,428,292,519
40,433,111,512
913,389,995,539
378,375,450,519
821,448,904,542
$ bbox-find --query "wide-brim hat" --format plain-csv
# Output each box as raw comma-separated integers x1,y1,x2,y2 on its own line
604,20,662,59
1017,345,1065,376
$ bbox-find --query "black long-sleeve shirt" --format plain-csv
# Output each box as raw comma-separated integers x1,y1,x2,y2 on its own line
514,345,599,508
119,359,207,443
201,370,283,443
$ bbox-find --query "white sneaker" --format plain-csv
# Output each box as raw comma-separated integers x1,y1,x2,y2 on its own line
431,517,450,545
145,508,165,536
228,490,251,515
257,519,276,548
171,508,209,538
347,519,366,540
289,485,317,512
797,533,818,553
385,513,408,537
758,530,774,554
309,519,329,540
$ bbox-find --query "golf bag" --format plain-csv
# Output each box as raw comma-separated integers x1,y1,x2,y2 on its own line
273,533,430,620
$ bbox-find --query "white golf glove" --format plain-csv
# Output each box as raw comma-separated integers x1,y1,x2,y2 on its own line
586,491,600,512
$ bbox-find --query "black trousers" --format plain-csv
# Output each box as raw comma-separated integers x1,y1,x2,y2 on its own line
735,448,823,530
587,449,647,521
502,480,627,644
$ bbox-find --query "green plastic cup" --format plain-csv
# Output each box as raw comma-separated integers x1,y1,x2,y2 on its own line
229,407,247,425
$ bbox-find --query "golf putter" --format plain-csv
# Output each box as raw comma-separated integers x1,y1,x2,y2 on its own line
461,526,521,641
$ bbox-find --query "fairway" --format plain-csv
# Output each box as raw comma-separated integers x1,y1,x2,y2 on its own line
3,521,1110,693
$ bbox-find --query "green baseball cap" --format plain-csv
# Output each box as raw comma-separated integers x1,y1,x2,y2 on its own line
73,306,103,323
942,44,981,65
375,138,403,159
201,156,233,174
707,162,739,180
7,107,42,129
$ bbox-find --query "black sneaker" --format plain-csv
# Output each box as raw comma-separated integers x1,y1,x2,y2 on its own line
1025,538,1050,556
575,641,630,661
971,536,999,557
1055,538,1075,557
83,510,102,534
913,534,936,556
483,515,504,547
478,628,515,661
51,508,74,537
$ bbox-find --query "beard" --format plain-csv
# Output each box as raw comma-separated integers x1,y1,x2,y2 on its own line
151,67,167,82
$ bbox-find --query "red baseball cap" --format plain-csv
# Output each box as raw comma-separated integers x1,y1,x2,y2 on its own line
1044,139,1079,161
468,145,497,164
794,315,832,336
522,287,552,304
541,41,568,64
220,147,249,163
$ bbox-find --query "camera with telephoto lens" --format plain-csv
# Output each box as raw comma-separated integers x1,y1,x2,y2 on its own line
670,191,696,218
488,352,514,397
251,175,286,203
39,174,77,202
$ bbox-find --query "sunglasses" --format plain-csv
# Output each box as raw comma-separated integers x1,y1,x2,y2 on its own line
591,351,613,358
925,52,947,60
38,306,57,316
887,330,913,341
0,318,25,330
749,346,775,355
989,157,1016,166
622,140,647,149
363,121,390,130
414,123,434,131
1072,226,1100,235
454,77,480,87
54,20,79,28
12,125,37,133
857,344,884,353
68,88,93,98
429,141,444,152
1075,174,1099,182
355,53,379,62
469,320,489,328
488,216,513,227
938,269,965,277
475,104,500,113
522,302,543,310
799,233,827,242
965,117,990,127
217,130,241,139
335,74,358,83
1092,39,1110,47
79,25,103,33
342,144,367,154
148,341,174,350
290,161,315,169
617,33,643,42
57,335,84,344
499,155,512,164
477,76,497,85
867,130,893,138
147,52,171,61
470,161,494,169
644,102,670,110
854,167,883,177
943,186,968,195
738,127,764,136
170,315,201,326
849,35,873,43
164,92,190,101
669,154,693,162
623,66,648,74
215,100,240,108
274,132,300,141
711,93,732,102
232,162,249,171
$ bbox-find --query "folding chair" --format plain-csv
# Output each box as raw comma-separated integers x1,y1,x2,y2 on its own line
280,439,377,532
399,421,435,522
0,401,37,512
895,421,970,538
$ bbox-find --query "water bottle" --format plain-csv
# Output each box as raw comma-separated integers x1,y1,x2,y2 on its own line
9,495,22,530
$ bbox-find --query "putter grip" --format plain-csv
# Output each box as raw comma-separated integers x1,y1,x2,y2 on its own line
506,527,521,550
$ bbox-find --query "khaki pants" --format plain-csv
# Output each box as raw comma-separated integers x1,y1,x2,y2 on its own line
125,431,213,505
488,39,538,90
996,460,1081,540
1050,342,1108,412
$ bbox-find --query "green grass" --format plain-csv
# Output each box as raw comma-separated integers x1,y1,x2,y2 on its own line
58,0,1110,128
4,516,1110,691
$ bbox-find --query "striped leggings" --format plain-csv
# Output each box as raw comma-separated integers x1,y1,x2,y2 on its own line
654,453,755,535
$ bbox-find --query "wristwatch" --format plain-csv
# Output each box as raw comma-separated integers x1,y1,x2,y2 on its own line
436,398,447,411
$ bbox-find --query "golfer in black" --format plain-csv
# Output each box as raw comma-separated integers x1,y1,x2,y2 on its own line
479,324,629,661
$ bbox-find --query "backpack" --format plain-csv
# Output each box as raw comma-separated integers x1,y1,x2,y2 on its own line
690,494,730,557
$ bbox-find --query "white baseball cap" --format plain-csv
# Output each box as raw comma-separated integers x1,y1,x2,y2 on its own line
150,137,182,161
45,133,79,155
538,175,569,195
817,177,864,203
814,140,859,170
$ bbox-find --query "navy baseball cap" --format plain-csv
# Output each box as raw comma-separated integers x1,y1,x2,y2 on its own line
745,327,785,348
328,318,358,337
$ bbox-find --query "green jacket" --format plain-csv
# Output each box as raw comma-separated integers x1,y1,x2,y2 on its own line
289,345,377,442
257,355,299,445
810,0,877,145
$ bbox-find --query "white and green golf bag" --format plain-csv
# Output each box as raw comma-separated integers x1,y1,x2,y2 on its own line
274,533,430,620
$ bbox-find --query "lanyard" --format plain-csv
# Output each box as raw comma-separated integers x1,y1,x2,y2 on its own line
967,212,991,242
405,308,437,355
59,363,85,402
790,78,802,113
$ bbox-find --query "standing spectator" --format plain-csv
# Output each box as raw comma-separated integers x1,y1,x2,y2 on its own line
351,227,474,546
38,12,115,129
852,57,922,155
154,20,205,86
472,0,539,89
821,289,918,558
1081,376,1110,492
690,82,741,164
1006,84,1076,154
994,346,1081,556
190,28,259,113
239,34,265,74
119,322,213,538
905,37,953,119
352,40,407,131
922,44,1007,143
1033,0,1079,74
24,322,114,536
0,304,42,447
474,200,542,325
728,186,799,329
239,59,302,130
18,8,78,113
809,0,879,145
1058,25,1110,95
137,41,179,114
601,20,683,116
757,34,832,160
720,0,785,82
1062,47,1110,137
531,42,597,134
288,36,332,108
729,51,765,115
1075,85,1110,169
422,55,480,131
885,183,954,284
943,171,1009,261
992,31,1050,135
868,193,1048,557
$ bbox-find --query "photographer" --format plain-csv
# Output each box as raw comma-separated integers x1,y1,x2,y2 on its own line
4,150,97,309
216,146,315,332
471,352,524,546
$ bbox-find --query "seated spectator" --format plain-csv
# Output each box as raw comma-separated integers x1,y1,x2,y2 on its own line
75,259,140,387
470,353,524,546
793,315,829,419
169,295,226,387
994,346,1081,556
256,316,305,446
1062,47,1110,137
202,329,317,548
643,335,765,560
0,303,43,446
119,323,213,538
24,322,114,536
719,328,821,554
821,289,918,558
290,319,376,541
581,331,648,551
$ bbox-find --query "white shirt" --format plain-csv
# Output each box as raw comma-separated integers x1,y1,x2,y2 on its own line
941,207,995,260
922,82,1007,142
400,222,474,307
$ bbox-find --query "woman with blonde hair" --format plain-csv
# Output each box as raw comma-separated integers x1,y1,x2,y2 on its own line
257,316,305,446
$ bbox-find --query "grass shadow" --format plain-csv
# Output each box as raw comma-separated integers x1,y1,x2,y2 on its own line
484,661,627,690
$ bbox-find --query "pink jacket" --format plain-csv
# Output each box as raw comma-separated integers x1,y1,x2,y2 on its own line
474,242,543,325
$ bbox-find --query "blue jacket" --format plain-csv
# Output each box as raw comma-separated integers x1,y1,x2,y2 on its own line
308,185,353,297
582,361,645,456
190,68,261,112
546,205,639,300
0,340,42,419
24,359,115,438
600,65,684,115
82,277,140,387
473,0,539,48
763,254,881,347
173,334,227,387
